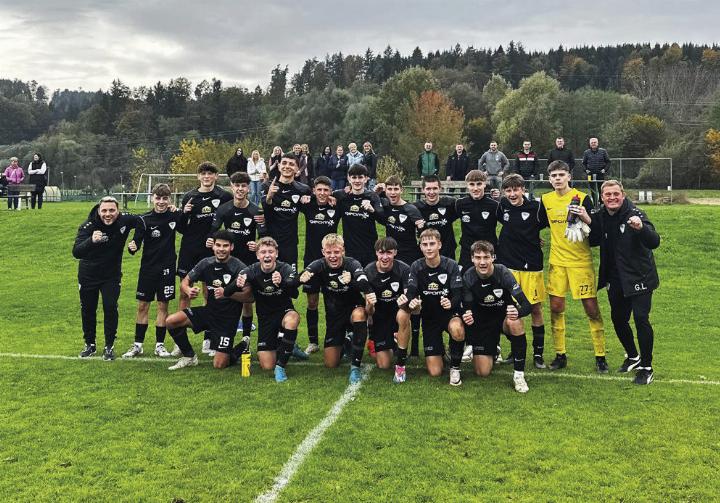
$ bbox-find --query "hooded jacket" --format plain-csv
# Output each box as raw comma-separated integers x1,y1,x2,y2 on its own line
445,150,471,181
226,153,248,177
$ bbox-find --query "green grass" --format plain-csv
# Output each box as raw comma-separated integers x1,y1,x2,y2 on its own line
1,202,719,502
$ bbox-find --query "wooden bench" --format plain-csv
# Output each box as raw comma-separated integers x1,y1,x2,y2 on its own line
1,184,36,209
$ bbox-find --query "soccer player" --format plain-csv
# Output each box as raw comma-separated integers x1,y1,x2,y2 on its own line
496,174,547,368
593,180,660,385
226,237,302,382
299,234,374,384
401,229,465,386
413,175,459,260
455,170,499,271
461,241,533,393
209,171,266,345
262,153,311,272
539,160,607,372
332,164,385,266
299,175,340,354
124,183,182,358
364,237,412,382
73,196,139,360
165,230,247,370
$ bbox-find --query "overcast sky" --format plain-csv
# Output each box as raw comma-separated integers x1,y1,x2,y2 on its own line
2,0,718,93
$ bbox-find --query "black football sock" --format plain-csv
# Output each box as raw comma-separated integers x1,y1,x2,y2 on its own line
277,328,298,368
511,335,527,372
134,323,148,344
351,321,368,367
504,332,514,359
155,326,166,344
532,325,545,356
396,347,408,367
410,314,421,356
307,308,319,345
242,314,253,339
168,327,195,357
449,338,464,369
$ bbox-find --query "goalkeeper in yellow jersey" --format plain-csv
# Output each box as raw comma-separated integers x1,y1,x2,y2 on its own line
538,160,607,373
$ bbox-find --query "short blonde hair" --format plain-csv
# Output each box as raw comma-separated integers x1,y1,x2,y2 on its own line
321,233,345,249
419,228,441,242
9,156,18,162
601,179,624,194
256,236,278,249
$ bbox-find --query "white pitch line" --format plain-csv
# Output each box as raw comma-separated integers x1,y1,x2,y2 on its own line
254,365,372,503
0,352,718,386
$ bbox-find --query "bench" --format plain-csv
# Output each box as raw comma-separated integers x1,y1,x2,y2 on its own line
1,184,36,209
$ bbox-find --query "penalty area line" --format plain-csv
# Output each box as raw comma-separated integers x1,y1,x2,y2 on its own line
254,364,372,503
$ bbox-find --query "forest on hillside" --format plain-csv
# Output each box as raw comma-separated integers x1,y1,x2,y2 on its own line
2,41,720,190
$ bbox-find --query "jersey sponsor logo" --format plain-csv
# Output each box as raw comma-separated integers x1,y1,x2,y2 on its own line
428,282,439,291
212,279,222,287
314,213,325,220
493,288,503,297
484,294,495,302
521,212,530,220
327,209,335,218
281,200,291,208
388,215,396,224
503,212,510,222
151,229,161,238
231,221,241,229
482,211,490,219
390,281,400,292
243,217,252,227
291,194,300,204
350,204,360,212
264,285,274,293
202,206,212,214
329,280,339,289
382,289,393,298
620,224,626,234
430,213,439,220
223,274,232,284
438,273,448,284
462,215,470,223
438,207,447,215
169,221,176,230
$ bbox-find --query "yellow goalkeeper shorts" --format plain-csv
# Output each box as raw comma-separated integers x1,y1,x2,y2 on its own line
547,264,597,300
510,270,546,305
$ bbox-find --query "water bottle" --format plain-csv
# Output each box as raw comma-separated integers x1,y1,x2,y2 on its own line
241,351,251,377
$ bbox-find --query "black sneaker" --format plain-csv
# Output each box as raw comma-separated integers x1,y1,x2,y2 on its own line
596,356,609,374
618,356,641,373
549,353,567,370
79,344,97,358
633,368,654,385
102,346,115,361
533,354,546,369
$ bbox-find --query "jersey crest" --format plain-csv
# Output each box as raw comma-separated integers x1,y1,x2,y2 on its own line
438,207,446,215
243,217,252,227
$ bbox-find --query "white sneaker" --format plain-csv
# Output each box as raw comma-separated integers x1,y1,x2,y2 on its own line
449,368,462,386
208,350,216,357
513,371,529,393
304,343,320,354
494,346,504,365
170,345,182,357
168,355,199,370
122,343,143,358
461,345,473,363
154,343,171,358
201,339,212,354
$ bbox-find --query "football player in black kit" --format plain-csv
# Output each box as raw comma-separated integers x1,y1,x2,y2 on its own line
455,169,499,270
495,174,547,368
176,161,232,355
299,234,374,384
225,237,301,383
461,240,533,393
298,176,339,355
364,237,412,382
208,171,266,350
124,183,182,359
413,175,459,260
332,164,385,266
401,229,466,386
165,230,247,370
73,196,139,360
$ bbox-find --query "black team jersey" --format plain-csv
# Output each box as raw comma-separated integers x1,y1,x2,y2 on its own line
456,194,499,249
301,197,340,266
178,186,232,255
233,261,298,316
211,200,265,265
406,257,463,316
262,180,311,261
130,209,183,270
380,200,423,264
495,197,544,272
187,256,246,321
364,260,410,315
414,197,458,259
333,190,385,265
462,263,532,317
303,257,373,312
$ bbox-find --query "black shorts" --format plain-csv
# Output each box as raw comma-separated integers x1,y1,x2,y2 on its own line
370,308,398,352
183,307,238,353
324,303,360,347
257,309,294,352
465,312,505,356
136,266,176,301
421,311,454,356
177,247,211,278
277,241,298,272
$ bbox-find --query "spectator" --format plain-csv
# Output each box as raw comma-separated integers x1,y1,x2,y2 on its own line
547,137,575,173
226,147,248,178
478,141,509,190
302,144,315,181
582,137,611,207
416,141,440,178
315,146,333,178
515,140,538,199
4,157,25,210
267,146,283,180
293,144,310,184
246,150,267,205
362,141,378,190
0,172,7,196
329,145,349,190
27,152,48,209
445,143,471,182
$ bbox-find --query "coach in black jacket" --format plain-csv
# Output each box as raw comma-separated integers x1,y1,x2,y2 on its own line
591,180,660,385
445,144,471,181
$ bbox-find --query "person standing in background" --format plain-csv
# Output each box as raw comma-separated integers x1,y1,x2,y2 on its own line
27,153,48,209
246,150,267,205
363,141,378,190
478,141,509,191
226,147,248,178
417,142,440,178
267,146,283,180
4,157,24,210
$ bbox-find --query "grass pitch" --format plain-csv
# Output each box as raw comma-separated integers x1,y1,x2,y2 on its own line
0,202,718,502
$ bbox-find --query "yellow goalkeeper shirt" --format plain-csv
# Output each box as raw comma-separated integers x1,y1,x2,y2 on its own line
539,188,593,267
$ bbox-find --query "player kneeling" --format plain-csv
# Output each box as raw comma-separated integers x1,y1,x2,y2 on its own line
224,237,301,382
364,237,411,383
401,229,466,386
461,241,532,393
165,231,248,370
299,234,374,384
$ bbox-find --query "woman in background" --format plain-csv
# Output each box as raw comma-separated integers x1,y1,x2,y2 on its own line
267,146,283,181
4,157,24,210
27,153,48,209
246,150,267,204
